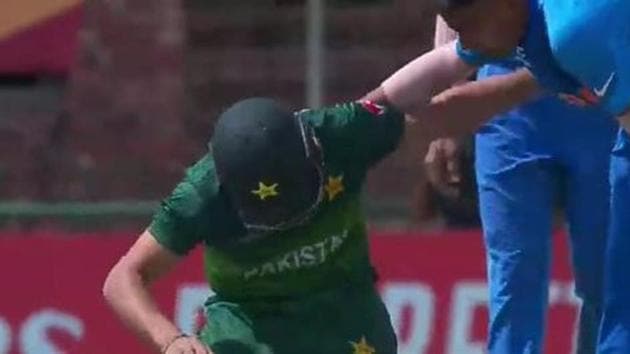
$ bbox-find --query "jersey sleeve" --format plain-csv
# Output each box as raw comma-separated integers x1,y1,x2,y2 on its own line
456,40,515,67
149,154,218,255
303,101,405,168
456,40,492,67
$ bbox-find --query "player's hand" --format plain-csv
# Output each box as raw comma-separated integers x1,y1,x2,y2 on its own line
424,138,461,198
162,335,213,354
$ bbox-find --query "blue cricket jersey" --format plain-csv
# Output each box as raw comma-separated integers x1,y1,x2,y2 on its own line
456,0,630,115
543,0,630,115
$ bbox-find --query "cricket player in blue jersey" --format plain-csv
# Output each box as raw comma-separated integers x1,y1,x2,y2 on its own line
427,19,617,354
362,1,630,352
474,67,614,354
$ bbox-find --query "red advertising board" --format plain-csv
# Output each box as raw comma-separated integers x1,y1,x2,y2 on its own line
0,230,578,354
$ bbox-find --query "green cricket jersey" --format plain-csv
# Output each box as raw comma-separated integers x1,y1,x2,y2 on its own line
149,101,404,302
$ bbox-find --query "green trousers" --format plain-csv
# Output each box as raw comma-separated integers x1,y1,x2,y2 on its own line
198,284,396,354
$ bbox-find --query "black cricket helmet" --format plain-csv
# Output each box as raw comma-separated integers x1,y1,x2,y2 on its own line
211,97,324,232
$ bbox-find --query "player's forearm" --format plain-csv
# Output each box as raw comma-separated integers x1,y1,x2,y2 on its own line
371,42,475,115
420,69,542,138
103,263,181,352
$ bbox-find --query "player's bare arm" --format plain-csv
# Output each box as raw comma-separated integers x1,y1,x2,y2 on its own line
103,231,212,354
362,43,541,134
362,42,475,115
369,63,540,139
418,17,541,138
420,68,541,138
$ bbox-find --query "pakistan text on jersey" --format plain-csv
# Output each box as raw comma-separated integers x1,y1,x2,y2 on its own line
243,229,350,280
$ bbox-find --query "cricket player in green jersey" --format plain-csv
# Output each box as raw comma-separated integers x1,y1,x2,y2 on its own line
103,97,406,354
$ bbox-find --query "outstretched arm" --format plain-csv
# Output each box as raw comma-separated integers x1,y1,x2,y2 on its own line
362,41,476,115
365,63,541,139
419,68,542,139
363,53,541,138
362,17,542,138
